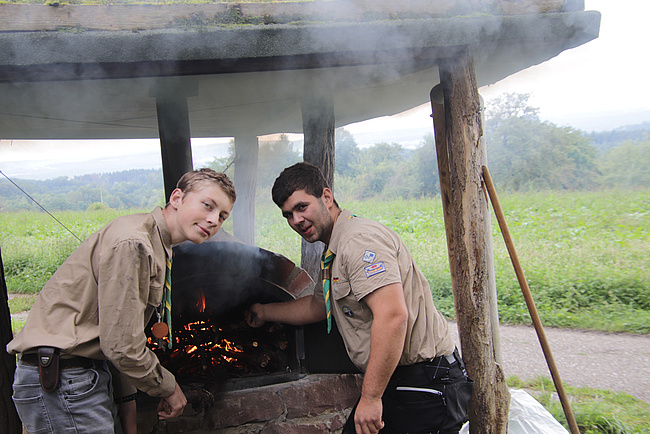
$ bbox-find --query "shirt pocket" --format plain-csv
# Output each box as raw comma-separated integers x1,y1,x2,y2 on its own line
148,266,165,307
332,279,373,326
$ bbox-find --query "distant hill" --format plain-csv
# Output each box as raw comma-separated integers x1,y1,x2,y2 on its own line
0,169,165,212
585,122,650,153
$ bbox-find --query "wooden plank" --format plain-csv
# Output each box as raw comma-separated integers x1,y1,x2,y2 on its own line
0,1,575,33
439,52,510,433
151,77,197,200
300,93,334,283
0,248,22,434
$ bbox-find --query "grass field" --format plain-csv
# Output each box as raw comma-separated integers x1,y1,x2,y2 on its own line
3,188,649,431
3,188,650,334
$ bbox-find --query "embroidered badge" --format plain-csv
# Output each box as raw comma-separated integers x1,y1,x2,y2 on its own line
342,306,354,317
362,250,377,263
333,277,339,282
364,261,386,278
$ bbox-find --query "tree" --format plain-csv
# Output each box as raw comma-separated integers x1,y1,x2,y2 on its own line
485,93,599,190
599,138,650,188
257,134,301,192
335,128,360,178
353,142,408,198
412,134,440,196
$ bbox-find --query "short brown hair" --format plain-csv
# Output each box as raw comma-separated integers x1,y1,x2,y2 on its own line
176,168,236,204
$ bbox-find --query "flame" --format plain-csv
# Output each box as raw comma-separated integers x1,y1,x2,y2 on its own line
197,291,206,313
146,309,291,380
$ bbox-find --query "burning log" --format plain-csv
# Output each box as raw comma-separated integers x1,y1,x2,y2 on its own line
147,312,295,382
183,388,215,411
145,241,313,385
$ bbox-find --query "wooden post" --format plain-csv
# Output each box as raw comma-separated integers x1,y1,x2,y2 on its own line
0,248,22,434
430,85,458,311
299,93,335,281
233,133,259,246
151,78,198,201
479,94,503,364
438,53,509,433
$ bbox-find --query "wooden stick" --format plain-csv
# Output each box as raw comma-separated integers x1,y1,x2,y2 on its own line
482,165,580,434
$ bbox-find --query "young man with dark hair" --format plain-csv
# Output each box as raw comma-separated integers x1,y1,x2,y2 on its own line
247,162,473,434
8,168,236,434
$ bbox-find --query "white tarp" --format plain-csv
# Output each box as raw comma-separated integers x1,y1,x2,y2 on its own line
460,388,570,434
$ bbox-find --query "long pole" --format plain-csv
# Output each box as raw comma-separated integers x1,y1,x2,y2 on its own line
482,166,580,434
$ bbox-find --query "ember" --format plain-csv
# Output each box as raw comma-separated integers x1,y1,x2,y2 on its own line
147,307,295,384
142,240,311,395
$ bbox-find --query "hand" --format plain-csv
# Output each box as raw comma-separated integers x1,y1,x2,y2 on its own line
245,303,266,328
354,395,384,434
157,382,187,420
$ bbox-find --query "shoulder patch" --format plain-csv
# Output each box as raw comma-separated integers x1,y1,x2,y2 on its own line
362,250,377,263
364,261,386,278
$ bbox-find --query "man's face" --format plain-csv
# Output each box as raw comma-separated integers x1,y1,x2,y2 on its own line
280,189,333,244
170,184,234,244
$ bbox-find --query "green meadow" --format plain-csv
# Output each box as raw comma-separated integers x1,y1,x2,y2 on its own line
3,188,649,334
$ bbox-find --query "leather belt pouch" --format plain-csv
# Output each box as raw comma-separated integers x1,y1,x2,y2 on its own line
38,347,60,392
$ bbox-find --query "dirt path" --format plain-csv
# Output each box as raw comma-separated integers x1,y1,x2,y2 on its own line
449,321,650,403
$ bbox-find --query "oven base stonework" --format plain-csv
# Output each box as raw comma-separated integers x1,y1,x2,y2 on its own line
138,374,363,433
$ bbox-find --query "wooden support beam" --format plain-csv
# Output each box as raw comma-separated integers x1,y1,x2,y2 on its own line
478,94,503,365
151,78,197,200
300,93,335,282
233,133,259,246
438,53,509,432
430,85,458,311
0,248,22,434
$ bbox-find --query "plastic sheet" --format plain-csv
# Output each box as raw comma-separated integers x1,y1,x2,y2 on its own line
460,388,569,434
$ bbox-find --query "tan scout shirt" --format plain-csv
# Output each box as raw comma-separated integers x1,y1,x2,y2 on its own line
317,209,454,372
7,207,176,398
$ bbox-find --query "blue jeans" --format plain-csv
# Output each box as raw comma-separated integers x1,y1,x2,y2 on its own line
12,359,119,434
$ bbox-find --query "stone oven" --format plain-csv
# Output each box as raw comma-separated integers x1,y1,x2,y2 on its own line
137,240,362,433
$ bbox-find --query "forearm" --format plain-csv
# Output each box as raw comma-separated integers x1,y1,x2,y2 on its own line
255,295,326,325
361,283,409,400
362,313,407,400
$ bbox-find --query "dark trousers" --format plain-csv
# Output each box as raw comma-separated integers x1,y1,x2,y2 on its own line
343,349,473,434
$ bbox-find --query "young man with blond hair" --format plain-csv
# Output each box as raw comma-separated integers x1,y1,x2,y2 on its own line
8,168,236,433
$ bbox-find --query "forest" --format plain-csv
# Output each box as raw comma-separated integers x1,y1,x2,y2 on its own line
0,93,648,212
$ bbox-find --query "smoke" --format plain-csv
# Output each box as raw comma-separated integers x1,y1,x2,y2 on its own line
171,240,305,321
0,2,599,175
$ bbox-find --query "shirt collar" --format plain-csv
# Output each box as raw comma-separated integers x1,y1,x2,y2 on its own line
327,209,353,256
152,206,173,259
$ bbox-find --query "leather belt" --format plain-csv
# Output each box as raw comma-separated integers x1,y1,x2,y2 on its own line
20,353,95,370
393,353,457,378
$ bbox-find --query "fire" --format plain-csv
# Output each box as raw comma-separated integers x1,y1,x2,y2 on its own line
215,338,243,354
147,314,293,382
196,292,206,313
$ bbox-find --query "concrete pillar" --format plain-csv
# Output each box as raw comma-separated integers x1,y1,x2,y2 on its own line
233,133,259,246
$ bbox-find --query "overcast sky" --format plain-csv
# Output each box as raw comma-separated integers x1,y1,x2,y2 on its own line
1,0,647,180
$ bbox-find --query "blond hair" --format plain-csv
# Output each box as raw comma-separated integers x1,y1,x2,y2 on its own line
176,168,236,203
